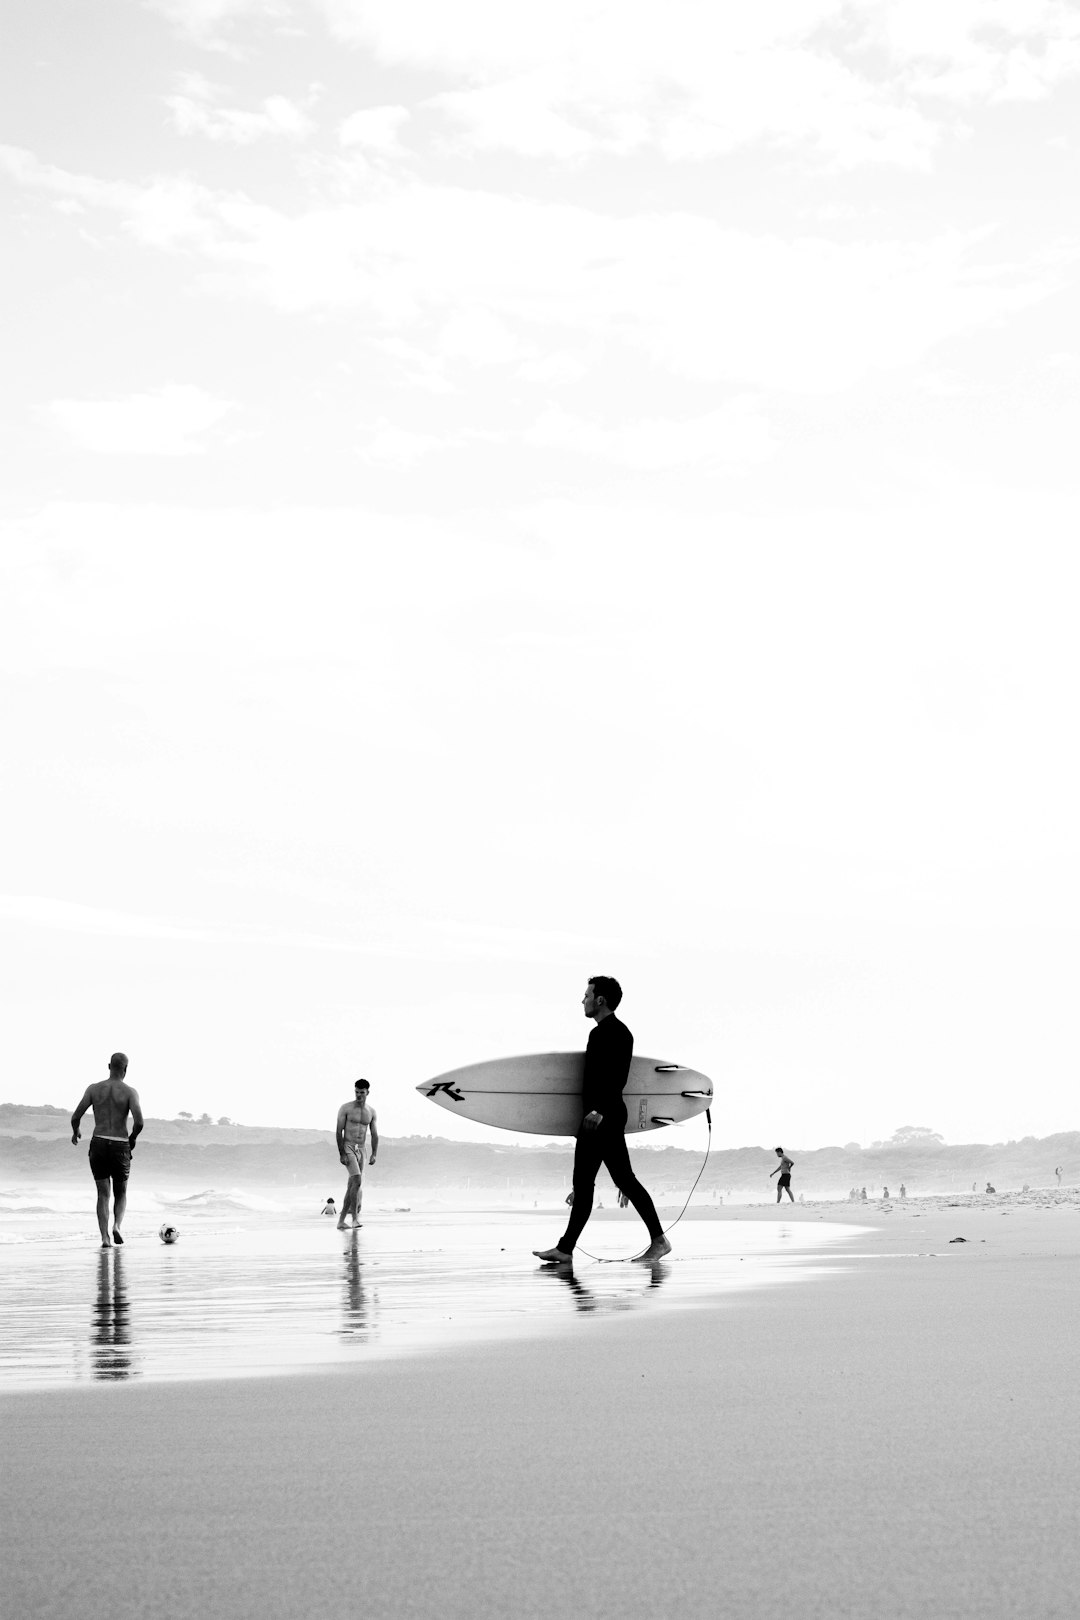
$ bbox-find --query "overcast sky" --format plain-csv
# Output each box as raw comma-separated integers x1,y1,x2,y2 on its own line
3,1,1079,1153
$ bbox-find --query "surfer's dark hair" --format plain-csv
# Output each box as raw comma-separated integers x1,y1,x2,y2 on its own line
354,1078,370,1090
109,1052,128,1073
588,976,622,1011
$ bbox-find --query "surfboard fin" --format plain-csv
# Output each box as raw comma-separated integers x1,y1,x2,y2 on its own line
650,1115,676,1125
653,1064,688,1073
680,1089,711,1098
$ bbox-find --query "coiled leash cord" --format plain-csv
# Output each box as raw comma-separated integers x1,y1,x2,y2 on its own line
575,1106,713,1264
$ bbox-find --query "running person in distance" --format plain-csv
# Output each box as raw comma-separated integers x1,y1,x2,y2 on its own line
771,1147,795,1203
71,1053,144,1248
534,977,670,1265
335,1079,378,1229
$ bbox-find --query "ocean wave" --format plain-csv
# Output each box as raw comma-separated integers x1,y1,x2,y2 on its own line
162,1188,289,1214
0,1189,166,1217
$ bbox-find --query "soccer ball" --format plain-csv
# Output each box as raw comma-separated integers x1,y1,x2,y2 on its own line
159,1224,180,1245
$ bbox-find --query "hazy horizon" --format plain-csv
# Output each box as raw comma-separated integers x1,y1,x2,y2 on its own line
6,1099,1080,1157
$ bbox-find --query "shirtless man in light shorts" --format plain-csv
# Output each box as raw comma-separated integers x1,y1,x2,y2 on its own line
71,1053,144,1248
335,1079,378,1230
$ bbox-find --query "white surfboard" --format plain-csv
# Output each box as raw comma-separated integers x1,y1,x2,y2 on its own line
416,1052,713,1138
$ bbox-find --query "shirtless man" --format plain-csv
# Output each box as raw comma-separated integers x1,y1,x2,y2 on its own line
71,1053,144,1248
771,1146,795,1203
335,1079,378,1230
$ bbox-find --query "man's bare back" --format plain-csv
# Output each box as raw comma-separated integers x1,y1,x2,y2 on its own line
74,1078,142,1143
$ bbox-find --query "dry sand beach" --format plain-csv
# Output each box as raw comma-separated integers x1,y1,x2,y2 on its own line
4,1193,1080,1620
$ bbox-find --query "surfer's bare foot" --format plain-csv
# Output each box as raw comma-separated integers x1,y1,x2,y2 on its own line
336,1222,348,1230
100,1239,112,1249
633,1236,671,1261
533,1247,572,1263
112,1229,124,1244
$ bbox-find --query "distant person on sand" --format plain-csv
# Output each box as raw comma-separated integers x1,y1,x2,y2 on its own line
70,1053,144,1249
1056,1167,1063,1187
534,977,670,1265
899,1184,906,1199
985,1182,995,1195
335,1080,378,1230
321,1196,337,1217
771,1147,795,1203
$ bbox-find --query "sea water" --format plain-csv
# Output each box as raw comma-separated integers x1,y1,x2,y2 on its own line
0,1186,867,1391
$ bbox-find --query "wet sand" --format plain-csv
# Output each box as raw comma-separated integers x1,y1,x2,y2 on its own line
0,1205,858,1388
4,1198,1080,1618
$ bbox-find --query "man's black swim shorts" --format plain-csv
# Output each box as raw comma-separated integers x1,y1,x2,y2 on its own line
88,1138,131,1188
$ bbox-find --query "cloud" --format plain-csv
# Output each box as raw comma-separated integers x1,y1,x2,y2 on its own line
146,0,293,49
166,85,315,142
315,0,1080,164
522,399,776,470
861,1,1080,103
375,337,456,394
437,307,534,367
0,894,380,953
354,396,776,472
0,894,235,943
1,144,133,210
357,421,458,466
0,145,239,252
317,0,833,74
3,146,1066,395
339,104,410,151
143,1,1080,158
320,0,941,169
517,351,589,386
0,893,634,971
47,385,235,455
429,77,610,162
427,54,937,171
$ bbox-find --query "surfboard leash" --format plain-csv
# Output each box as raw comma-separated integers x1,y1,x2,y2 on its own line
576,1106,713,1264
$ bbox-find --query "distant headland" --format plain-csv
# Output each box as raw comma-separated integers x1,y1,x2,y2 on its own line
2,1103,1077,1200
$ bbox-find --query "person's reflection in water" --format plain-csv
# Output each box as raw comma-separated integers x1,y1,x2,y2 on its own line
339,1234,377,1344
539,1261,599,1312
91,1250,138,1381
539,1258,669,1314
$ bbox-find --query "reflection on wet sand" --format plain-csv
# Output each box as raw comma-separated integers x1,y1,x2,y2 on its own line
339,1234,378,1345
91,1250,138,1382
0,1215,863,1391
538,1258,669,1313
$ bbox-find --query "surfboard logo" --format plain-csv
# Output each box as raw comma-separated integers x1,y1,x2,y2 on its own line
425,1081,466,1102
638,1097,648,1129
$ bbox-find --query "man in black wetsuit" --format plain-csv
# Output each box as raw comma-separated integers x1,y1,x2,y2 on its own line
533,976,670,1265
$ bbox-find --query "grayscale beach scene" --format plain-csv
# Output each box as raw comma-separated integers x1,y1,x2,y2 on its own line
4,0,1079,1616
